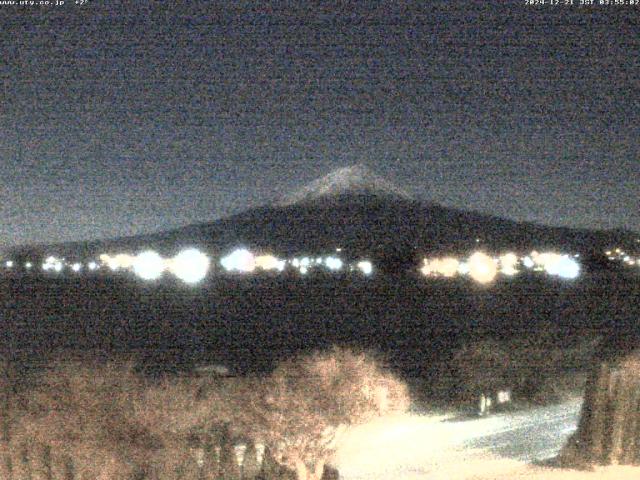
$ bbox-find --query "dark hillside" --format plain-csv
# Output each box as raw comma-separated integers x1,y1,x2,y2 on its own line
8,194,638,269
1,272,637,378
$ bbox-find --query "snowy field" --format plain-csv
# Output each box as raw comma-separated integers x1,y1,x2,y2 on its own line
330,398,640,480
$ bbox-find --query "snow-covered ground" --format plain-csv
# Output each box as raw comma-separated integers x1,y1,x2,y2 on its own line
331,397,640,480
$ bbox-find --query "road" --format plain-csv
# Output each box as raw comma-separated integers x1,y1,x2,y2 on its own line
464,398,583,463
332,397,583,480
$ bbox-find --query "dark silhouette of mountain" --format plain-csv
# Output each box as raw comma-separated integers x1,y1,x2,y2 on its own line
7,166,639,274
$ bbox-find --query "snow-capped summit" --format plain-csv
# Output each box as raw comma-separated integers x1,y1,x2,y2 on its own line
277,164,414,206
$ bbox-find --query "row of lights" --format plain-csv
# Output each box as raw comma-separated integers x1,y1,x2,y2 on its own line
219,248,373,276
3,244,638,286
605,247,638,267
25,249,211,284
99,249,210,283
420,250,582,284
1,247,373,285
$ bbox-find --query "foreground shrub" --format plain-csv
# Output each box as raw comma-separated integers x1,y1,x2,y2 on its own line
234,347,411,480
17,359,154,480
0,346,410,480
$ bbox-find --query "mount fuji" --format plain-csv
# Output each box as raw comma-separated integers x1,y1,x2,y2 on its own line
277,164,413,206
8,165,638,274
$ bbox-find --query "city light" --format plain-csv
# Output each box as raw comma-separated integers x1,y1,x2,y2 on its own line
420,257,459,278
100,253,122,271
255,254,280,271
419,259,431,277
546,254,580,280
436,257,459,277
132,250,165,280
325,256,343,271
356,260,373,275
533,252,560,269
168,248,210,284
43,256,63,273
114,253,134,269
220,248,256,273
0,241,606,286
522,256,534,268
499,252,519,276
467,251,498,284
300,257,311,268
604,247,640,268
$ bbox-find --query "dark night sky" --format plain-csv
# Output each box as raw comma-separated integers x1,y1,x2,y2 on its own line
1,1,639,247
